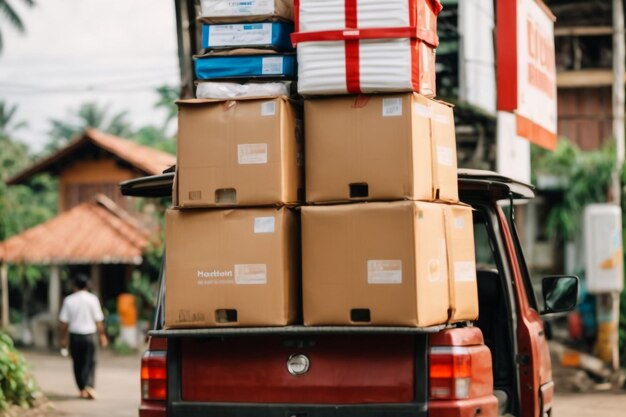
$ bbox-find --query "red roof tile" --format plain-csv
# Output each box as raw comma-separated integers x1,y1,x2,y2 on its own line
7,128,176,185
0,195,152,265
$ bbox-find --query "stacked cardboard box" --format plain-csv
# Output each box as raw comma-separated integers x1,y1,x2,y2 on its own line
293,0,479,326
195,0,296,99
165,0,479,330
164,1,302,329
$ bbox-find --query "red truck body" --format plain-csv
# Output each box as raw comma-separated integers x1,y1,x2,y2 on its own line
122,169,577,417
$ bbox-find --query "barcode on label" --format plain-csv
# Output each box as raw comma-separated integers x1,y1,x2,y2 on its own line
382,98,403,117
367,260,402,284
262,57,283,75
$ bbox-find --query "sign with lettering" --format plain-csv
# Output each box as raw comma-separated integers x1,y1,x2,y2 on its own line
497,0,557,150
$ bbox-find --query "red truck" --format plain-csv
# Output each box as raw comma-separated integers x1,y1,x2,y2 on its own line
121,169,579,417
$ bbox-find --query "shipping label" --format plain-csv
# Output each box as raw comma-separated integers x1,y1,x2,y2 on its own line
254,216,275,234
413,103,431,118
235,264,267,284
454,261,476,282
202,0,275,16
208,23,273,47
262,57,284,75
238,143,268,164
367,260,402,284
437,146,454,167
382,98,403,117
454,216,465,229
261,100,276,116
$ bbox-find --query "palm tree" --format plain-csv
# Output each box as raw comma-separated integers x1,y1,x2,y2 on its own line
47,102,133,152
0,0,36,52
0,100,27,137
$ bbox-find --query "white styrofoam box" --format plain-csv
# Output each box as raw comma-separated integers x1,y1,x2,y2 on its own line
297,0,411,32
297,38,436,96
196,81,291,99
584,204,624,294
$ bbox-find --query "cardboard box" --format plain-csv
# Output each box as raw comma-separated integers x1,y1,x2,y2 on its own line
195,53,297,80
200,0,293,23
292,0,441,96
202,22,294,51
165,207,299,328
444,204,479,322
305,93,458,204
302,201,450,327
176,97,302,207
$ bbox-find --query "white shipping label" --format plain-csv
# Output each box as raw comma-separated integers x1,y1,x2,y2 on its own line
437,146,454,167
254,216,275,234
202,0,275,16
382,98,403,117
367,260,402,284
262,57,284,75
413,103,431,118
235,264,267,285
261,100,276,116
454,217,466,229
208,23,273,47
454,261,476,282
238,143,268,165
432,113,451,125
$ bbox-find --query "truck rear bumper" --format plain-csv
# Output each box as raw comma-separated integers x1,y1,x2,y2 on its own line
428,395,499,417
168,402,428,417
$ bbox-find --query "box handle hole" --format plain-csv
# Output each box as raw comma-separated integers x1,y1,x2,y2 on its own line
351,309,371,323
349,183,369,199
215,309,238,323
215,188,237,204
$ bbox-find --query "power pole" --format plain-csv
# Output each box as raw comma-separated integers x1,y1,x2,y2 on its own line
601,0,626,372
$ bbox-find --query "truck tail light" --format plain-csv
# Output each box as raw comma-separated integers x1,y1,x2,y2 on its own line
429,346,472,400
141,351,167,401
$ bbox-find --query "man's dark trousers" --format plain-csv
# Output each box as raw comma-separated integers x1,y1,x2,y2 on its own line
69,333,96,390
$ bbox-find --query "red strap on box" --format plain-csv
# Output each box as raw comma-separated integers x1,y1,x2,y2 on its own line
344,0,361,93
291,26,437,45
294,0,300,33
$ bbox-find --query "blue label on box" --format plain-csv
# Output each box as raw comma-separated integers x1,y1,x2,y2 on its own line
202,21,294,50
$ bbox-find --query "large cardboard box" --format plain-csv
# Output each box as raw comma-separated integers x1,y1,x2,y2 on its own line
176,97,302,207
165,207,299,328
305,94,458,204
302,201,450,327
444,204,479,322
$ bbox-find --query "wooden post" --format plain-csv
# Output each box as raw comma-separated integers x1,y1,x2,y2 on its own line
1,263,9,328
48,265,61,317
90,264,102,299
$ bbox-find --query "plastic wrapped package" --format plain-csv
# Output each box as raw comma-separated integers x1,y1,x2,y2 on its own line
292,0,441,96
195,53,297,80
200,0,293,22
202,22,294,51
196,81,292,99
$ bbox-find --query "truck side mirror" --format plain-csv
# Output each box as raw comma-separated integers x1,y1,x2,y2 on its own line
541,276,579,315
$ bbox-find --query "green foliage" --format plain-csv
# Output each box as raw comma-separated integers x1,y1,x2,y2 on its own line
0,0,36,52
155,85,179,132
0,332,39,411
531,140,615,240
47,102,134,152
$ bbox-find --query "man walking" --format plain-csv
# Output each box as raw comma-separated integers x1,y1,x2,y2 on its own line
59,274,108,399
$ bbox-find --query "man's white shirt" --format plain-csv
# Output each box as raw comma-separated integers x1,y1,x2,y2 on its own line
59,291,104,335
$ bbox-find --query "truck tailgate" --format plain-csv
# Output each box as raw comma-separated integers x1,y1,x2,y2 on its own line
182,334,414,403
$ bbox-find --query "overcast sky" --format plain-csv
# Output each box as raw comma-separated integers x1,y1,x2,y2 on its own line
0,0,179,153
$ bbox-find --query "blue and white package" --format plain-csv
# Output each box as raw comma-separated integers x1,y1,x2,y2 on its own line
202,22,294,51
195,54,296,80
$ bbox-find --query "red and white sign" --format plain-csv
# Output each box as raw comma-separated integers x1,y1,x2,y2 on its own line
497,0,557,150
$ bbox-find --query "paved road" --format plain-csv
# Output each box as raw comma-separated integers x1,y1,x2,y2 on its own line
23,349,626,417
24,349,141,417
